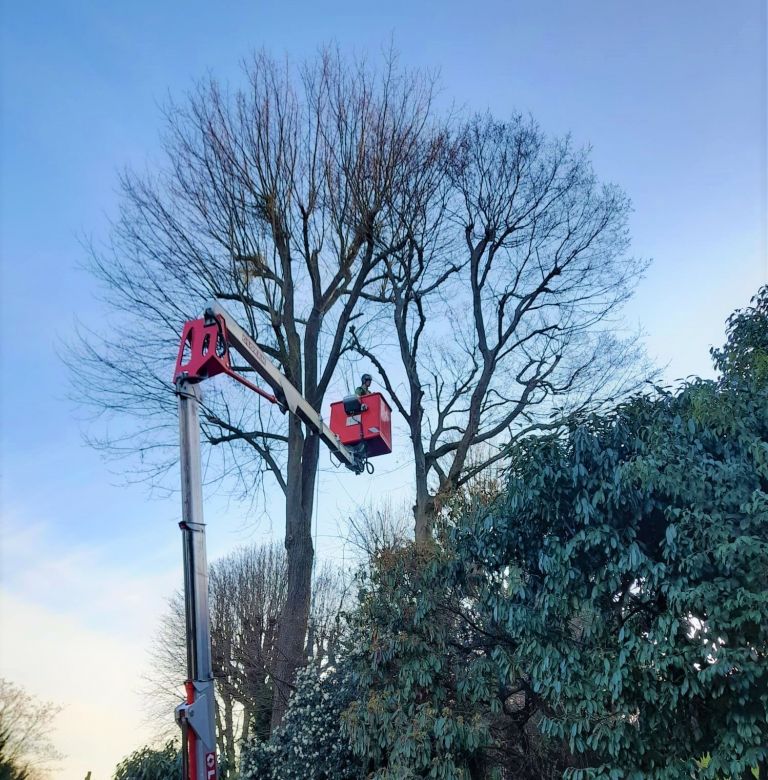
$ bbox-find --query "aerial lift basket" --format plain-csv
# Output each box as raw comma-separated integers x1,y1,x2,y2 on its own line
329,392,392,457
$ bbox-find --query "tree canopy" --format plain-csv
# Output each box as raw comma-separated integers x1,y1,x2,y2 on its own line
353,112,648,540
76,43,654,735
112,741,181,780
76,46,450,727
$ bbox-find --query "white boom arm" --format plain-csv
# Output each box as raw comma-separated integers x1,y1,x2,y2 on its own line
206,300,365,474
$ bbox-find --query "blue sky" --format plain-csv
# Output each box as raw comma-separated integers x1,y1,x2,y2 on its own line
1,2,765,778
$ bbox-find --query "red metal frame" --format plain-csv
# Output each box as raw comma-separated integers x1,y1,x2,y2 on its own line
174,317,277,403
329,392,392,457
185,681,197,780
174,318,231,382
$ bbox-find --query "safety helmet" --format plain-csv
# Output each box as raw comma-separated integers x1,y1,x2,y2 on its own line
361,373,372,382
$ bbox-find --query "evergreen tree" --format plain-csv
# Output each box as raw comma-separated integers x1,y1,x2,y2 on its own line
345,287,768,779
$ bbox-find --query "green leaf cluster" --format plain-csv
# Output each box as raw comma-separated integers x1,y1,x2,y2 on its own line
344,543,498,779
470,373,768,777
112,740,181,780
240,662,364,780
712,286,768,387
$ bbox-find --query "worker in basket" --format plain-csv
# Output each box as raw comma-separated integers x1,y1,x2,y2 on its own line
355,373,373,396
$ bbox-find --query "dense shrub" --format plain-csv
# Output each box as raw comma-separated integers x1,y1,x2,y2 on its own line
345,288,768,779
240,662,363,780
113,740,181,780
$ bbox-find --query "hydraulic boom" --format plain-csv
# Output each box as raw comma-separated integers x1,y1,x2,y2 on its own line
172,300,368,780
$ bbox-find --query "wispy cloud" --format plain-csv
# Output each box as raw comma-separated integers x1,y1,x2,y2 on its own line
0,590,162,780
1,511,178,640
0,513,181,779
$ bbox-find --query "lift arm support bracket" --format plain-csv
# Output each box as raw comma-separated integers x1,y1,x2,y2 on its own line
173,300,365,473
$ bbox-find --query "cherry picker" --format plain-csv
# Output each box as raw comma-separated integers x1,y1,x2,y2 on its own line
172,300,391,780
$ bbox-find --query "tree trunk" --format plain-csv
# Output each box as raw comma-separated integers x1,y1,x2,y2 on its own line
270,425,320,730
223,693,235,770
409,380,435,543
413,467,434,543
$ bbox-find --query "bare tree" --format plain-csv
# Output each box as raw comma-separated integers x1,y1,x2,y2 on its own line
345,497,413,560
0,679,63,780
350,114,650,540
304,562,351,668
74,48,442,726
145,543,349,769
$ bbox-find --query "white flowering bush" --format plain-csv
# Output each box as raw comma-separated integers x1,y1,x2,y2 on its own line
240,663,364,780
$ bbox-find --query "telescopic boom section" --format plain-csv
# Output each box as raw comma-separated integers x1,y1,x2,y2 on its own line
174,380,217,780
174,299,366,474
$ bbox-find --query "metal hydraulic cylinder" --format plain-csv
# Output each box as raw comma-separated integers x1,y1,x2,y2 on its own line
175,378,218,780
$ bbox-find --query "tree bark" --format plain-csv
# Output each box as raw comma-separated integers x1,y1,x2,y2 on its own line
413,461,434,543
270,424,320,730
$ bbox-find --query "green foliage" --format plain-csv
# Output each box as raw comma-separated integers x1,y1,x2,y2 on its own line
712,286,768,387
344,543,498,779
344,505,544,778
112,741,181,780
240,663,364,780
468,373,767,778
346,287,768,778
